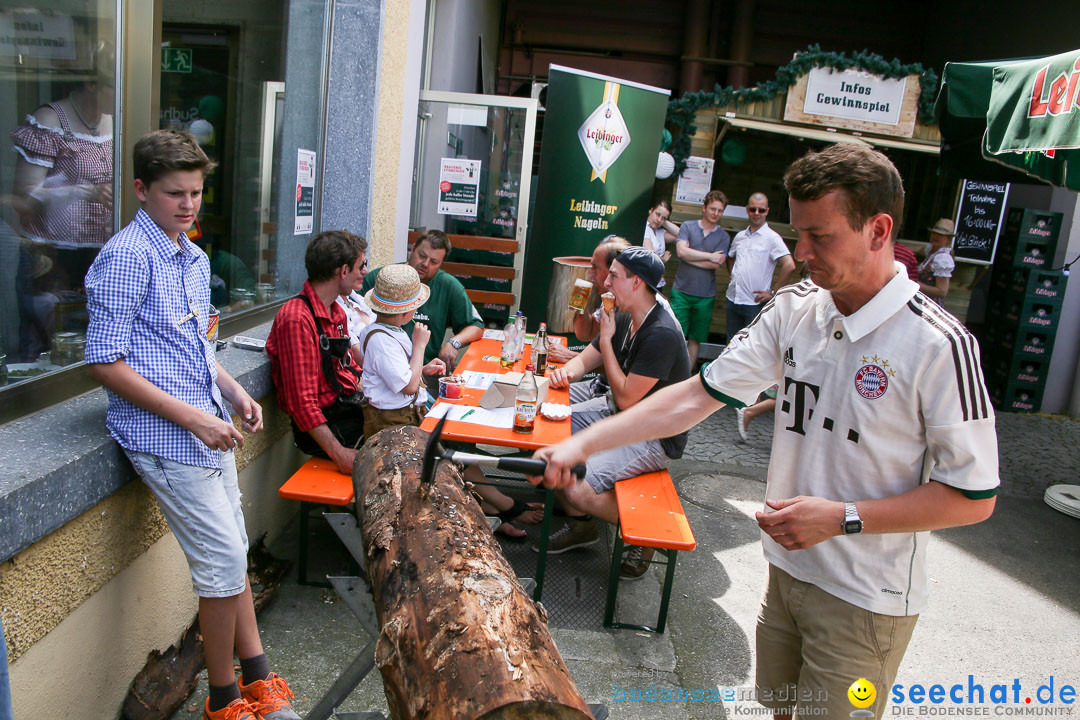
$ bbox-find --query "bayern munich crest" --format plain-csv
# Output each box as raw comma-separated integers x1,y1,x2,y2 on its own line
854,363,889,399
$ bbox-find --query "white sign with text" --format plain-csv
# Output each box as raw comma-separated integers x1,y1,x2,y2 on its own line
0,10,76,60
675,156,715,205
802,67,906,126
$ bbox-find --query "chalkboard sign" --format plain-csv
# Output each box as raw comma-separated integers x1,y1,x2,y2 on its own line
953,180,1010,265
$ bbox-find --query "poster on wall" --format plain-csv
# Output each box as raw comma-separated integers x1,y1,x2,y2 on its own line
522,65,671,324
294,148,316,235
437,158,482,216
675,156,716,205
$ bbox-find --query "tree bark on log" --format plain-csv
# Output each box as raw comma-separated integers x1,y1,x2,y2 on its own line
354,425,593,720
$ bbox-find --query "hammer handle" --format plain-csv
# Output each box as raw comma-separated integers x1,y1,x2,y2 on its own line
495,457,587,479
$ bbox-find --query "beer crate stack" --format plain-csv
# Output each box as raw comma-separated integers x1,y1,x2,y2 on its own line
984,209,1066,413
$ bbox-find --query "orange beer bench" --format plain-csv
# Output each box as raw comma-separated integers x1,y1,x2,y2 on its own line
278,457,355,587
605,470,696,633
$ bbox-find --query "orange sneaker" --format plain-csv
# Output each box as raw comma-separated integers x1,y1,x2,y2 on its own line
203,698,259,720
240,673,300,720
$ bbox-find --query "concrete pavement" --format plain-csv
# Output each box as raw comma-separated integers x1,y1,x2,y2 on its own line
170,407,1080,719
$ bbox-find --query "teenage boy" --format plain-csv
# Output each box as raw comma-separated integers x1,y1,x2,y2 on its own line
85,130,298,720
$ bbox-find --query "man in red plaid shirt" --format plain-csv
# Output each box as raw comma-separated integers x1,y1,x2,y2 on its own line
266,230,368,473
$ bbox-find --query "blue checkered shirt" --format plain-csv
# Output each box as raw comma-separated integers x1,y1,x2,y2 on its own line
85,209,227,468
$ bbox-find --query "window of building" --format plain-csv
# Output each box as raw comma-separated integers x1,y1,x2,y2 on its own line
0,3,119,376
0,0,330,420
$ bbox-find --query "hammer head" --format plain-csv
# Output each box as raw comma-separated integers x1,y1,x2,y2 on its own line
420,416,448,485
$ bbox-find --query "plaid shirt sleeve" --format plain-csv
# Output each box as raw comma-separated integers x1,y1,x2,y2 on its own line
85,241,150,364
267,307,330,432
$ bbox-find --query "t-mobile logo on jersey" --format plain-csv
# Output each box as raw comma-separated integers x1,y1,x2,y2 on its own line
781,377,861,444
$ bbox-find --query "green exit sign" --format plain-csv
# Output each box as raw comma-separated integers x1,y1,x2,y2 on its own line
161,47,192,73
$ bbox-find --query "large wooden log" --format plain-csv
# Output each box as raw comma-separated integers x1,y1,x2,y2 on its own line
354,426,593,720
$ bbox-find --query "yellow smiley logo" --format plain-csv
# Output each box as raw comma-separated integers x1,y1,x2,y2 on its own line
848,678,877,709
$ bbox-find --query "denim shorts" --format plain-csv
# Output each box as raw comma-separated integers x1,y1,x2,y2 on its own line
571,404,670,493
125,449,249,598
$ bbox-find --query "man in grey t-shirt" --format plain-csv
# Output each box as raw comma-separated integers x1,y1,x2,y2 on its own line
672,189,730,363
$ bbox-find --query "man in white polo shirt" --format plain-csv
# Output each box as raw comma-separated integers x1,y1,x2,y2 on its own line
725,192,796,337
533,143,999,720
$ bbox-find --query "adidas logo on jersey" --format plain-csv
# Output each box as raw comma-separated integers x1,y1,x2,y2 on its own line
784,347,796,368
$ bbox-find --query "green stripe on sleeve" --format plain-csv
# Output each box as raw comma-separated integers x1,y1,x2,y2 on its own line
930,479,999,500
958,487,998,500
698,365,748,409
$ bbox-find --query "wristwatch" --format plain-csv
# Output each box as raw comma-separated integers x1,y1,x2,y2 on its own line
842,501,863,535
448,338,462,350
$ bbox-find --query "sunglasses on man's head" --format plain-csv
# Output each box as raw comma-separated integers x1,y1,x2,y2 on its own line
747,207,768,213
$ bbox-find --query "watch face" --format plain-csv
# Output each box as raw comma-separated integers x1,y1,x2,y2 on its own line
844,520,863,534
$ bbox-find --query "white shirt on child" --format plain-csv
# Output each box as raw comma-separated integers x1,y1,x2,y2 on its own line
357,323,428,409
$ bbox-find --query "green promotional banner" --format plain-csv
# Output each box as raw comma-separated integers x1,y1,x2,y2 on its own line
521,65,670,322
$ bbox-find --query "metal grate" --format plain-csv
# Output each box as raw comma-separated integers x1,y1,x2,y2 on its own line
481,466,614,630
496,516,612,629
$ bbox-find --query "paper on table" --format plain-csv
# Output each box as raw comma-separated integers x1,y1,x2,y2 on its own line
461,370,499,389
427,402,515,428
482,329,506,341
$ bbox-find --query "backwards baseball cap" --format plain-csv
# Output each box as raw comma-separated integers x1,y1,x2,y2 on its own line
614,246,665,295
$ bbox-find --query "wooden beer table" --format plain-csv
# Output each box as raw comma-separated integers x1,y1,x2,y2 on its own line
419,336,570,600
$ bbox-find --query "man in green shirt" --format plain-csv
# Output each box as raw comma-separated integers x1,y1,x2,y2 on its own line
361,230,484,367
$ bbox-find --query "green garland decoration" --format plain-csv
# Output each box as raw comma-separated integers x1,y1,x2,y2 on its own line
667,44,940,173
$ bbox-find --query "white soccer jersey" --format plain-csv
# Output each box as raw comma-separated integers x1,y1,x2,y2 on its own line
701,269,999,616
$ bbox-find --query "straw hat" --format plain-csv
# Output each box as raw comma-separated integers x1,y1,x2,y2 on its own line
364,263,430,314
929,218,957,236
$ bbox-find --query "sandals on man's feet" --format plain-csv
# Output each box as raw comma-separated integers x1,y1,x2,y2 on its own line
496,497,543,524
493,498,543,543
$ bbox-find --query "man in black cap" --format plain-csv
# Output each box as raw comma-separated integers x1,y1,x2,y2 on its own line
541,247,692,576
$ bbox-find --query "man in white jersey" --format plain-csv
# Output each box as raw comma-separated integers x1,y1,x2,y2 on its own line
532,144,998,720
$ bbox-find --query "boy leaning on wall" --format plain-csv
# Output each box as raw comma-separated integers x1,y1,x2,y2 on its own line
84,129,299,720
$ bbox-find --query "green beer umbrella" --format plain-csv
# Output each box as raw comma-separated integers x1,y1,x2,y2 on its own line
936,49,1080,190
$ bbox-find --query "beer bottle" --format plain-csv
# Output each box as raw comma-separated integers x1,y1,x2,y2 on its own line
513,364,538,434
532,322,548,376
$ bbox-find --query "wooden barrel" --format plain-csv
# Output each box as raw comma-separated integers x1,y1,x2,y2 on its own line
546,256,592,334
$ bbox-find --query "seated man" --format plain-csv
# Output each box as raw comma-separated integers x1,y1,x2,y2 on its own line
362,229,484,372
543,247,691,577
549,235,680,367
266,230,368,474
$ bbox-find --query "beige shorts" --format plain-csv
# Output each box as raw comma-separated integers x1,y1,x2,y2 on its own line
755,564,919,718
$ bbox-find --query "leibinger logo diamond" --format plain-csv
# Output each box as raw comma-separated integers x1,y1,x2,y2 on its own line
578,81,631,183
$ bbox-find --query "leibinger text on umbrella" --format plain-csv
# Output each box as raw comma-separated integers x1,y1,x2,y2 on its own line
1026,61,1080,118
